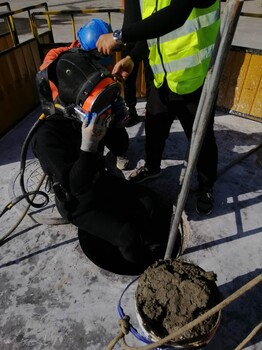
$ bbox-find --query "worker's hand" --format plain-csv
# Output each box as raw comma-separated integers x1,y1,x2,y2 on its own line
112,56,134,82
96,33,118,55
81,112,107,152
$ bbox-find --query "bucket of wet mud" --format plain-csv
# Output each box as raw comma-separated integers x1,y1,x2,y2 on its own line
135,258,221,349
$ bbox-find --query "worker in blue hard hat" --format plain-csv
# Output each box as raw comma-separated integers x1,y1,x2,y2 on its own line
39,18,129,171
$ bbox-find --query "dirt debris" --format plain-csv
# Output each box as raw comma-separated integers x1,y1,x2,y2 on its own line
136,258,220,346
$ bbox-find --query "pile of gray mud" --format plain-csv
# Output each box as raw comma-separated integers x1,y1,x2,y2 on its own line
136,258,221,346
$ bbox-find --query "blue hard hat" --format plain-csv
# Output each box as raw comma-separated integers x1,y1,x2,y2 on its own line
77,18,112,51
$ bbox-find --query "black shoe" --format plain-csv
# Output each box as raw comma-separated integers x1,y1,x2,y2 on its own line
196,188,214,215
129,166,162,183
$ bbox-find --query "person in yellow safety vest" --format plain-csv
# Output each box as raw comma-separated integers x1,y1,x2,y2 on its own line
97,0,220,215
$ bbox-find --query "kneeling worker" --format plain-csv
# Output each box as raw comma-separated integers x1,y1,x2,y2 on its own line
32,35,175,272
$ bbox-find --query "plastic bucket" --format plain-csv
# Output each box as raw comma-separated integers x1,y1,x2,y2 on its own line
135,258,221,349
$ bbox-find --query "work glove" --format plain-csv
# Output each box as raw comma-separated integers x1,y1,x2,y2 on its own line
80,112,107,152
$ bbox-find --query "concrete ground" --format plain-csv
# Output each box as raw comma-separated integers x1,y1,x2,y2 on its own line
0,105,262,350
0,1,262,349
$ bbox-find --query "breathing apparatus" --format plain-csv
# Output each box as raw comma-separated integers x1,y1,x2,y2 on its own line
37,46,127,126
30,48,125,202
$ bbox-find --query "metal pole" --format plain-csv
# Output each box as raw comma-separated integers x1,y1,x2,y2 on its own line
164,0,244,259
71,14,76,40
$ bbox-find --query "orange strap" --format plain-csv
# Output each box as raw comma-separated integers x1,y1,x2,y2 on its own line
82,77,115,112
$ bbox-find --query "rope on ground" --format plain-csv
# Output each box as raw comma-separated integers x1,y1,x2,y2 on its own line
106,316,130,350
235,321,262,350
106,273,262,350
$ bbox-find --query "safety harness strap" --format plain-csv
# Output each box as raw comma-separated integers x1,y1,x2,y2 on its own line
36,69,56,116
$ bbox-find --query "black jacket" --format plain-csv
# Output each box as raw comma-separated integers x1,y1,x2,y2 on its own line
32,114,102,196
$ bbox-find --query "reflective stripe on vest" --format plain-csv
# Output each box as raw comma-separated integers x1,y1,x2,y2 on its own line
140,0,220,95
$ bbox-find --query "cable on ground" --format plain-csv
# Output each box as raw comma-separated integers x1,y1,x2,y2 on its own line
0,173,46,243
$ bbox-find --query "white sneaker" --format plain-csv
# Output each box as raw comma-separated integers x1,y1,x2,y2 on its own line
116,156,129,170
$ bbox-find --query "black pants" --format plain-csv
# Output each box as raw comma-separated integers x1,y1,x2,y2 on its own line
57,172,172,263
122,44,154,109
145,82,218,188
104,126,129,157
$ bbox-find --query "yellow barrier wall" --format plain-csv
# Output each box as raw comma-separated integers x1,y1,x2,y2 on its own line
217,47,262,122
0,42,261,138
0,39,41,136
0,5,261,139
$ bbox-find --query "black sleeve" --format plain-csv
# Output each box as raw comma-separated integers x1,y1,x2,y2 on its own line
122,0,217,42
32,118,98,196
125,40,149,64
121,0,149,63
122,0,142,27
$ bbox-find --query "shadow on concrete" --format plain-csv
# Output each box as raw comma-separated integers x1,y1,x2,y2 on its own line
0,234,78,269
208,269,262,350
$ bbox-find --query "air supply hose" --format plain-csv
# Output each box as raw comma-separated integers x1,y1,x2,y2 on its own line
0,113,50,242
0,104,77,241
19,113,49,208
0,173,46,243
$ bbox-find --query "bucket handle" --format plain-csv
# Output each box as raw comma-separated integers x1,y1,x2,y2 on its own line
117,277,164,349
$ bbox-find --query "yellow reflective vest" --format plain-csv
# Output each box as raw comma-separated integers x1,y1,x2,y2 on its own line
140,0,220,94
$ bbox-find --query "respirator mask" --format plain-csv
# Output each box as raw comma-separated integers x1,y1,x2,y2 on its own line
36,48,128,127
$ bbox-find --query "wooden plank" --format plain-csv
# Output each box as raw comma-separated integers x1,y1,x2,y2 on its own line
0,33,14,51
250,80,262,118
217,50,236,107
22,42,38,77
230,52,251,110
0,54,11,132
0,54,13,99
5,47,24,84
217,47,262,121
236,54,262,116
0,41,40,135
249,55,262,118
30,40,42,70
136,61,146,98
